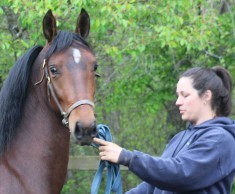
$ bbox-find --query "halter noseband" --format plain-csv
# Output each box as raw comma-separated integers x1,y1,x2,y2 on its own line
35,59,94,127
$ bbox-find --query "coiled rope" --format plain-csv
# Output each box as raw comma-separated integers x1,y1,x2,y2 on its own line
91,124,122,194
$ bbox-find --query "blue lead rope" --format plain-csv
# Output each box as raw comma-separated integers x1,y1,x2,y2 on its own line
91,124,122,194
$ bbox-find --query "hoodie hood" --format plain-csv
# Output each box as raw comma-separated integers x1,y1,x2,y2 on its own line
190,117,235,139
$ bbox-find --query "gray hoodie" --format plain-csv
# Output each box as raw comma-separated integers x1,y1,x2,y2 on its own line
119,117,235,194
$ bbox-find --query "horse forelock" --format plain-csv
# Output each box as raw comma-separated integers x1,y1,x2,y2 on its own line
45,31,92,60
0,46,43,155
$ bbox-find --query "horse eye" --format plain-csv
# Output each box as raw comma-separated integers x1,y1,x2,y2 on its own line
94,63,98,71
49,65,58,75
94,64,100,77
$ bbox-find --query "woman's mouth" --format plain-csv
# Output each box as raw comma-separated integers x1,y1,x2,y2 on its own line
179,110,185,114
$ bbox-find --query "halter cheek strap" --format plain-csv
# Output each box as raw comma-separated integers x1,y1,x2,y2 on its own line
35,59,94,127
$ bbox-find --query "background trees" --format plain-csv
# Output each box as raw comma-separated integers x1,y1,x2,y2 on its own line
1,0,235,193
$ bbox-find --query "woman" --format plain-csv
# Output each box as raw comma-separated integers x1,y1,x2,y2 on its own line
93,66,235,194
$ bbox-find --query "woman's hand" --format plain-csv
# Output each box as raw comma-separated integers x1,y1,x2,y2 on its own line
93,138,123,163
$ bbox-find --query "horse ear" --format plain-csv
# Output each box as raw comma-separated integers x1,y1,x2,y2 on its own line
75,8,90,39
43,10,57,43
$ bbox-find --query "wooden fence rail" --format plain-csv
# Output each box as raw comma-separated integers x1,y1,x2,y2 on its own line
68,156,128,170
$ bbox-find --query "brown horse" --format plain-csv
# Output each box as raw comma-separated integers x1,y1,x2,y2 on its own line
0,9,98,194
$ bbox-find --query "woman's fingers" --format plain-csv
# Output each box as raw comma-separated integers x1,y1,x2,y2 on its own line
93,137,109,146
93,138,122,163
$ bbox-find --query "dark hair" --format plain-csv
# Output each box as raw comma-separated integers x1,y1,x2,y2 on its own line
180,66,233,116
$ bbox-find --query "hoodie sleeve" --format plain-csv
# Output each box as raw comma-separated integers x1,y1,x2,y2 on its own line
118,150,155,193
124,182,155,194
118,128,235,192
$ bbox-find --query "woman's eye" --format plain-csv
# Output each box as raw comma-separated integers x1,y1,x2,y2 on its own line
183,94,189,98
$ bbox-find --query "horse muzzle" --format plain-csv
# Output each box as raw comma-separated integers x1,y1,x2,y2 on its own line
73,121,97,145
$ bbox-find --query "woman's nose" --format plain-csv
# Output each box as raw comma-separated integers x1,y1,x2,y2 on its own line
175,97,181,106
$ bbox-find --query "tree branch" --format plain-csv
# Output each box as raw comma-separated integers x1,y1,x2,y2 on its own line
1,6,28,40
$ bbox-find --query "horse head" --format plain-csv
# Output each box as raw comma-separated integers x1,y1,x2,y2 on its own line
39,9,98,145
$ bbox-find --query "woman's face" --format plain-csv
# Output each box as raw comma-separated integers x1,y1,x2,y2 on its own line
176,77,206,125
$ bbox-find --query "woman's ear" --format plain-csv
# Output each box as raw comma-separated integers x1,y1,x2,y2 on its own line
203,90,212,104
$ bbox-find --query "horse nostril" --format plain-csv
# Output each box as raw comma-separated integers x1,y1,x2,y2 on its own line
74,121,97,140
74,122,83,140
90,124,98,138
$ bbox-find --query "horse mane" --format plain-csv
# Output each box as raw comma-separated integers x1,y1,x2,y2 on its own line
0,46,43,154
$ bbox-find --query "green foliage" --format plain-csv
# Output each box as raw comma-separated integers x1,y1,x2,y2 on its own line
61,170,95,194
0,0,235,192
61,170,141,194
